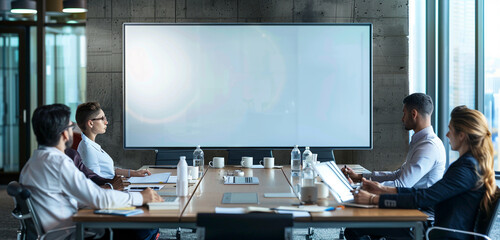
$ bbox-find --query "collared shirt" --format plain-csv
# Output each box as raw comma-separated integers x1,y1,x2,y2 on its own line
65,148,109,186
19,146,143,239
78,133,115,179
379,152,485,239
365,126,446,188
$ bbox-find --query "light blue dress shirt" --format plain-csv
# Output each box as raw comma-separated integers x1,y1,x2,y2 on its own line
365,126,446,188
77,133,115,179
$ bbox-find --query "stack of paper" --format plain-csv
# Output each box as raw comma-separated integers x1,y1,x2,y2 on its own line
147,197,179,210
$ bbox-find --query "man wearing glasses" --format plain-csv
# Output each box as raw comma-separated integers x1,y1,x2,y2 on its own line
19,104,163,240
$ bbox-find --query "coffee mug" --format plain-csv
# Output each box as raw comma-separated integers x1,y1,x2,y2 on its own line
259,157,275,169
209,157,225,168
188,166,199,180
316,182,329,199
240,156,253,168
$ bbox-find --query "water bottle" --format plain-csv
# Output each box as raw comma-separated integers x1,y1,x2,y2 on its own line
301,163,315,187
291,145,301,173
300,163,317,204
193,145,204,179
176,156,188,196
302,146,313,167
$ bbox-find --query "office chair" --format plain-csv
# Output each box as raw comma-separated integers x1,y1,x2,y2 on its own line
196,213,294,240
426,187,500,240
7,181,76,240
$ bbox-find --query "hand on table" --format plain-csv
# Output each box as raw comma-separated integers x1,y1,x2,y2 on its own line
361,178,396,195
352,189,377,205
141,188,164,204
131,169,152,177
109,175,130,191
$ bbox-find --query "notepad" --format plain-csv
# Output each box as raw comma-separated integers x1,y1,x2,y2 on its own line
222,192,258,204
147,197,179,210
94,209,144,216
128,172,171,184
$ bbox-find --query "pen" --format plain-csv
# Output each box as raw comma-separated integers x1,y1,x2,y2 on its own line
325,207,336,211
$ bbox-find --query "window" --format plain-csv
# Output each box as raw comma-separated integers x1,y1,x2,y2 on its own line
448,0,476,162
484,0,500,172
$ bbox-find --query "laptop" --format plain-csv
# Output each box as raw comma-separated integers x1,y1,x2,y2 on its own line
313,161,376,208
224,176,259,185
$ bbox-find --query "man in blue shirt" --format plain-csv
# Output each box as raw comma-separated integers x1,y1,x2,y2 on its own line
343,93,446,189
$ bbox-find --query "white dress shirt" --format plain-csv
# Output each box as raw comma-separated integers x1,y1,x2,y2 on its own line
19,146,143,239
78,133,115,179
365,126,446,188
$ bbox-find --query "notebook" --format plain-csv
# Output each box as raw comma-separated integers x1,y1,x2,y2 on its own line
147,197,179,210
224,176,259,185
94,209,144,216
222,192,259,204
128,172,171,184
314,161,376,208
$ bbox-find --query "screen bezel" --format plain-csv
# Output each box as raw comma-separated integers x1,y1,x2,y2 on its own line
122,23,373,150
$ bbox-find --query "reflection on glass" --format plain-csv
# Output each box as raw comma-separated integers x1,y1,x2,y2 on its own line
448,0,476,162
0,33,20,172
45,26,86,122
484,0,500,171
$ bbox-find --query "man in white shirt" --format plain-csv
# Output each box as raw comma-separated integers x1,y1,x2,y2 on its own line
20,104,163,240
342,93,446,188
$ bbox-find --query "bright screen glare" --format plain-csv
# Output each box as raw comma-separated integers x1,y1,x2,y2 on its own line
124,24,372,148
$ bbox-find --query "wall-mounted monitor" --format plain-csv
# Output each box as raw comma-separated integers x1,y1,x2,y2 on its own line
123,23,372,149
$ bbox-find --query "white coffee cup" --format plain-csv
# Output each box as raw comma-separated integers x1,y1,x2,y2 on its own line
209,157,225,168
260,157,275,169
316,182,329,199
188,166,199,180
240,156,253,168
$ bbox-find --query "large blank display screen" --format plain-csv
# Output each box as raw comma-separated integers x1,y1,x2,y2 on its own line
123,24,372,149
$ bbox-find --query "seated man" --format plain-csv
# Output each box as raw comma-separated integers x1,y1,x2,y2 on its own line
65,148,130,190
20,104,163,240
343,93,446,188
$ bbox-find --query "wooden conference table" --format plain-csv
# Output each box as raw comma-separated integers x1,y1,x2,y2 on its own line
73,165,427,240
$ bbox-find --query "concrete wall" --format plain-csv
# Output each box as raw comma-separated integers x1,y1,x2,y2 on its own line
87,0,409,170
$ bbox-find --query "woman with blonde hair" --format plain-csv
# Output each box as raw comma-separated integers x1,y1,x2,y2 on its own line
347,105,498,239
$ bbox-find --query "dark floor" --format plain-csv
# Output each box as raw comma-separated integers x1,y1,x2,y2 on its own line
1,184,499,240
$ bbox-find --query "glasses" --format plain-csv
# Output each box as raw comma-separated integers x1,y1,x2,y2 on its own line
61,122,76,133
91,116,107,122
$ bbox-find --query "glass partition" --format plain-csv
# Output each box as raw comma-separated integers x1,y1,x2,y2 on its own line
0,33,20,172
45,26,86,122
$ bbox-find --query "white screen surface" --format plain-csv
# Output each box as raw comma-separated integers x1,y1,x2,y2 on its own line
124,24,372,148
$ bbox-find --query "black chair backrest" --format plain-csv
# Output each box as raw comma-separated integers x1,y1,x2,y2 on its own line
156,149,194,165
475,187,500,236
7,181,44,239
197,213,293,240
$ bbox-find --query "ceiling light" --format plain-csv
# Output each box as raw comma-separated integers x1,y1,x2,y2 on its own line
63,0,87,13
11,0,37,14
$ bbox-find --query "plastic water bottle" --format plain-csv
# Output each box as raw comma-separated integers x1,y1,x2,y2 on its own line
193,145,204,178
176,156,188,196
291,145,301,173
302,146,313,167
301,163,317,204
301,163,315,187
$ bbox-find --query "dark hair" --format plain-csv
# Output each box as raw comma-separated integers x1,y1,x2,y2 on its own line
32,104,71,147
76,102,101,131
403,93,434,116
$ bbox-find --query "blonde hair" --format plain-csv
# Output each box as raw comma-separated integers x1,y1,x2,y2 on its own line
450,105,496,211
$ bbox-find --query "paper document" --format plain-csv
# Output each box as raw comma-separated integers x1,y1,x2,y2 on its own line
128,172,171,184
167,176,177,183
127,184,165,192
215,207,246,214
